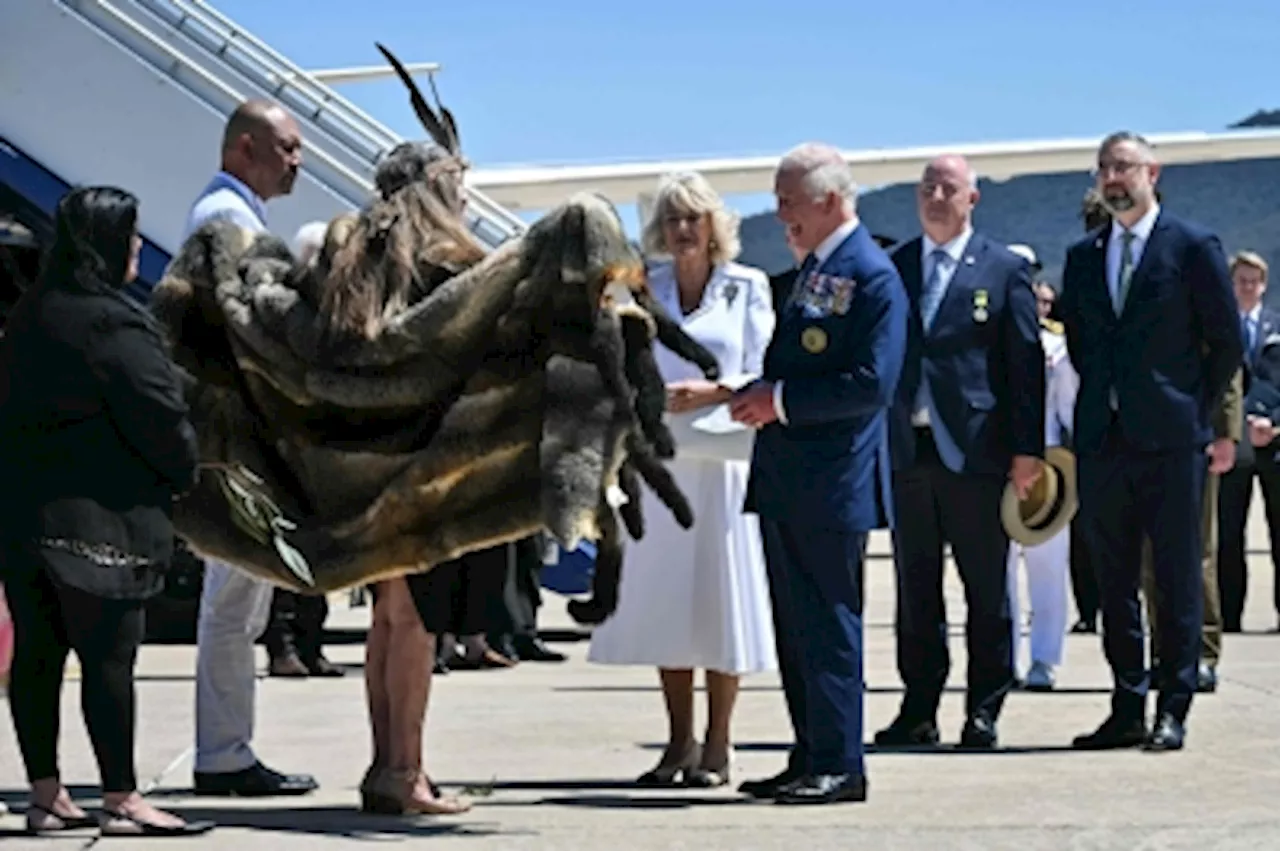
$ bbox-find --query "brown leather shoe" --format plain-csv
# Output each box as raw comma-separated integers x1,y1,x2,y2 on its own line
303,655,345,677
268,653,309,678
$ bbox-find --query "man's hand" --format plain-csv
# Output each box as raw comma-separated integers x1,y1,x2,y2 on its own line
1010,455,1043,500
1207,437,1236,474
729,381,778,429
1248,415,1276,448
666,379,731,414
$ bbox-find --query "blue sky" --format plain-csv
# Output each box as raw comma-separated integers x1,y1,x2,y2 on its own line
215,0,1280,224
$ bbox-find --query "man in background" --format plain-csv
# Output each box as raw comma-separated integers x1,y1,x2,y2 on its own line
181,99,319,796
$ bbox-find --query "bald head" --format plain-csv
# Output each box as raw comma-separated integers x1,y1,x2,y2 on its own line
221,99,303,201
916,154,979,244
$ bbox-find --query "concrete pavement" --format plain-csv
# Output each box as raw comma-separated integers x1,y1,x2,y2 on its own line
3,496,1280,849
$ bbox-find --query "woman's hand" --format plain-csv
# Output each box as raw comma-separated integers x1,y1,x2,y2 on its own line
666,379,730,413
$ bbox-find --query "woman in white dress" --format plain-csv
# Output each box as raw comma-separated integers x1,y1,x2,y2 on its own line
587,171,777,788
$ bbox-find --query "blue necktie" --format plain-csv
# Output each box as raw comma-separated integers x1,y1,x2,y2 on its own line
1242,314,1256,361
920,248,949,332
914,248,964,471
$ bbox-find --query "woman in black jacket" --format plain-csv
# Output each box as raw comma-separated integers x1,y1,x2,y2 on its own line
0,186,213,837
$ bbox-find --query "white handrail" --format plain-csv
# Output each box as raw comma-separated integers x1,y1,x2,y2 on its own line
146,0,392,160
167,0,527,233
62,0,379,197
60,0,526,240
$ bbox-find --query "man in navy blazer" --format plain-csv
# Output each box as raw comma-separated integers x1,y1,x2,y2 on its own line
730,142,907,805
876,154,1045,750
1218,250,1280,632
1058,131,1243,751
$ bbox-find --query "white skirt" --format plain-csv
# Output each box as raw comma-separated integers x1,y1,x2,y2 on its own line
587,456,777,675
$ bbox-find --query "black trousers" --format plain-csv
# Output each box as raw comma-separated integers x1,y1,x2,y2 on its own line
262,589,330,663
891,430,1014,724
488,536,545,644
6,565,145,792
1079,422,1206,724
1069,518,1099,624
1217,452,1280,629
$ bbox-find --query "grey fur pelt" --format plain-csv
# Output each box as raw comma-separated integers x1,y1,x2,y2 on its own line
151,193,716,593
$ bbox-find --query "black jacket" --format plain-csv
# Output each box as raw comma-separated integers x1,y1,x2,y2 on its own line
0,274,199,598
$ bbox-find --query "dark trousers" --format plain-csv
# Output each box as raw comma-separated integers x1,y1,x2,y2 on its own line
1079,422,1207,724
1069,518,1099,624
1217,452,1280,628
262,589,330,663
488,536,544,644
891,430,1014,724
6,566,145,792
760,519,866,777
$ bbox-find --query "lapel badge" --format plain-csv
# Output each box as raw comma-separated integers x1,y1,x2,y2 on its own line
964,255,975,265
973,289,989,323
801,325,828,354
724,281,739,308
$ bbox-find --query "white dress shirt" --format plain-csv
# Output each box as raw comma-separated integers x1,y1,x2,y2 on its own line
772,218,859,424
911,225,974,426
1105,203,1160,305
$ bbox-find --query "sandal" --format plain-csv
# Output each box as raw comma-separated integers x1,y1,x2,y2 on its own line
100,809,216,837
25,802,97,834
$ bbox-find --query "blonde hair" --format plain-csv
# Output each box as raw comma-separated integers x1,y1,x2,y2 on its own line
1230,250,1269,281
640,171,741,265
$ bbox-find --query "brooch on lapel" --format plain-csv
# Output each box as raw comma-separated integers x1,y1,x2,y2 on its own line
801,326,828,354
724,281,739,308
972,289,989,323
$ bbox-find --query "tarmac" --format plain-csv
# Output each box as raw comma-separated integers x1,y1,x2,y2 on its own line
3,491,1280,849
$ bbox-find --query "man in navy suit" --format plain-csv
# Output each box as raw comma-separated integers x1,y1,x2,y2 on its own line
730,142,907,805
1058,131,1243,751
876,154,1045,750
1218,250,1280,632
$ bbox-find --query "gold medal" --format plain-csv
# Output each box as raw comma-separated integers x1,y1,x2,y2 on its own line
801,326,828,354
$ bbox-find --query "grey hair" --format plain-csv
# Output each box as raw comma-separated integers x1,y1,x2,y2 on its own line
776,142,858,202
292,220,328,266
1098,130,1157,162
640,170,742,264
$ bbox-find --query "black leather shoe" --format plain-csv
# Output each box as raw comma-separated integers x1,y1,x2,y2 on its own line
1196,663,1218,693
738,766,804,800
959,715,998,749
1072,715,1147,750
774,774,867,805
873,717,939,747
1143,714,1185,751
193,761,318,797
1070,619,1097,634
512,635,567,663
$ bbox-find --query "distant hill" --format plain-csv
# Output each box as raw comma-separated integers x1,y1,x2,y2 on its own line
736,119,1280,308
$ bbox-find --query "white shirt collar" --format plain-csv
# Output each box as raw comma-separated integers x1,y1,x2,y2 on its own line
922,224,974,264
1109,202,1160,244
813,217,859,266
1243,303,1263,323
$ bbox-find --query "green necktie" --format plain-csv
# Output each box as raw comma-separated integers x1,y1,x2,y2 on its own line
1114,229,1137,313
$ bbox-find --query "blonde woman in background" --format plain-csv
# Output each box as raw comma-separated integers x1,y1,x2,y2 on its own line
588,172,777,787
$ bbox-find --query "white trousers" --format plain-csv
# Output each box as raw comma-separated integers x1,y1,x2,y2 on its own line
194,559,274,773
1006,525,1070,668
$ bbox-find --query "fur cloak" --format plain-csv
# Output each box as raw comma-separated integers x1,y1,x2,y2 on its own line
151,193,715,594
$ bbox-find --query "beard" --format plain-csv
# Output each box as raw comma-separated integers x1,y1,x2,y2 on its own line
1102,187,1136,213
